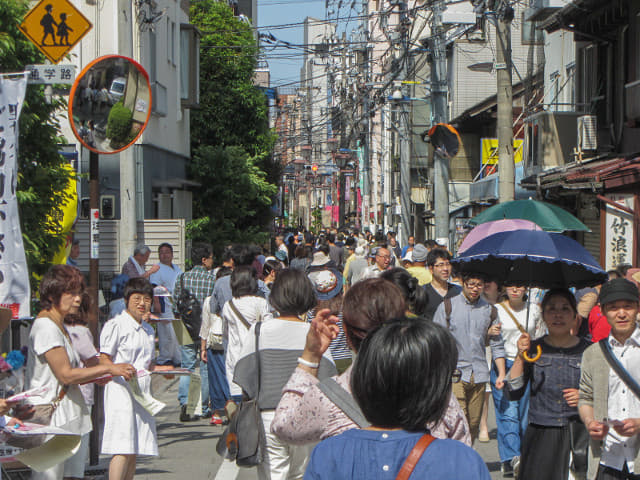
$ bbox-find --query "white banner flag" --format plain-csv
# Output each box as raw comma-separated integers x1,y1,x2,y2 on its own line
0,75,30,319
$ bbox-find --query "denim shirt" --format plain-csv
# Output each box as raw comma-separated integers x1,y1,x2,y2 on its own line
507,337,590,426
433,293,505,383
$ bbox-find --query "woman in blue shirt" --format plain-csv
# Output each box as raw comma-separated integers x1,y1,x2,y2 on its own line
304,318,491,479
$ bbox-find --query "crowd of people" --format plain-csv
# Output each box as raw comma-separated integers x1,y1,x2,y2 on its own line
4,227,640,480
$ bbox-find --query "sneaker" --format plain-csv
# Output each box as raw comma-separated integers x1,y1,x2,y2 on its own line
511,456,520,479
210,414,224,425
501,461,514,478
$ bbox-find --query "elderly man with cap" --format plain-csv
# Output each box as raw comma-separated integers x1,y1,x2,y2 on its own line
579,278,640,480
405,243,433,286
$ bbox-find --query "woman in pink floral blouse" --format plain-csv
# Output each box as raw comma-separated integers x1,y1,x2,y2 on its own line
271,278,471,446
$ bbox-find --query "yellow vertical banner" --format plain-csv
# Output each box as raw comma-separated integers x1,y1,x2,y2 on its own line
49,162,78,264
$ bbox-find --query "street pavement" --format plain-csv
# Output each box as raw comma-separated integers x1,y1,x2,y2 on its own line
86,377,505,479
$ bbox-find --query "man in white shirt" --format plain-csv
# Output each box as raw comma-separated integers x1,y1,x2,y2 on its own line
150,243,183,366
579,279,640,479
150,243,182,292
361,246,391,280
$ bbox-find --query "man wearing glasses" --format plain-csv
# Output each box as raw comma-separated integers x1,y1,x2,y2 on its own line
433,272,506,443
423,248,461,321
361,246,392,280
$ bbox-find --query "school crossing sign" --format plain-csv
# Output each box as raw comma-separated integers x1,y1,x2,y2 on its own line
18,0,92,64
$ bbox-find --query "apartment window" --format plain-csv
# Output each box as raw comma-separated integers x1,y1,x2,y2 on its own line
180,24,200,108
522,13,544,45
148,29,157,82
566,63,576,111
549,71,560,111
171,22,176,65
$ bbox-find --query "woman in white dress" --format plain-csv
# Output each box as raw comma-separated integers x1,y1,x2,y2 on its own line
100,277,173,480
25,265,135,480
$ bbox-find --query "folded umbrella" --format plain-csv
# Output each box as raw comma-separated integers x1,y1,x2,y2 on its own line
453,230,607,289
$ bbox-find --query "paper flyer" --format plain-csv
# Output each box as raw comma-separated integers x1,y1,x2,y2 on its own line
16,434,81,472
7,386,48,402
0,422,81,472
185,373,202,417
127,376,165,416
171,319,193,346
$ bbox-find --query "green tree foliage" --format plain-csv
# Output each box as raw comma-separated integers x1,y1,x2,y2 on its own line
106,101,133,147
189,1,280,253
0,0,75,290
188,145,277,249
190,1,269,153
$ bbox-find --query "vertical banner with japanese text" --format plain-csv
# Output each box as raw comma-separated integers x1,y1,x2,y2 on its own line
0,75,29,319
604,193,635,271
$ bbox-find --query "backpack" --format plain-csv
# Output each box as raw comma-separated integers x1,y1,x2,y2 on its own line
175,273,203,344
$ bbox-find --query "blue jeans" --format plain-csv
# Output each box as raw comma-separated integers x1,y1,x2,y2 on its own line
178,343,210,415
491,358,530,462
206,348,230,412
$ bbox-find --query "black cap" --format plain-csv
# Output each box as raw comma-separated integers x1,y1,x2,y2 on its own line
599,278,640,306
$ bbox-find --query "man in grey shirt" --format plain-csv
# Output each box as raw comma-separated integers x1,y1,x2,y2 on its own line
434,271,506,442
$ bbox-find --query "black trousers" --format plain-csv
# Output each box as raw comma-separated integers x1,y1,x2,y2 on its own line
596,464,640,480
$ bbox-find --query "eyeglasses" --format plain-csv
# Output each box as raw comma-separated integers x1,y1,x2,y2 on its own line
130,295,152,304
452,369,462,383
433,262,451,268
464,282,484,290
376,254,391,260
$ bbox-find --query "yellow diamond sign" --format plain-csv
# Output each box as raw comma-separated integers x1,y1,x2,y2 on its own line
18,0,92,64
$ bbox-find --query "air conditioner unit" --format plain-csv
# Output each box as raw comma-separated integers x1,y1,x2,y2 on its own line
577,115,597,151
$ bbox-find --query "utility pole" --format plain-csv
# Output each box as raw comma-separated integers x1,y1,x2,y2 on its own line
398,1,411,246
119,0,137,265
496,1,514,202
360,0,371,232
429,1,450,248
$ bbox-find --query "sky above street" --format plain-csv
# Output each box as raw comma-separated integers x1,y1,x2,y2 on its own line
257,0,325,88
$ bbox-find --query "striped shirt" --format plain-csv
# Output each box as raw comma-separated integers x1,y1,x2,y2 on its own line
234,319,336,410
306,310,351,363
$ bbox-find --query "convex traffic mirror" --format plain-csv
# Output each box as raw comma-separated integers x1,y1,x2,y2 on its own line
69,55,152,154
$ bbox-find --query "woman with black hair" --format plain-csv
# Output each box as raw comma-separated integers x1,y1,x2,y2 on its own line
506,288,590,480
100,277,174,480
304,318,490,479
262,259,283,291
234,269,336,480
380,267,428,316
221,265,271,415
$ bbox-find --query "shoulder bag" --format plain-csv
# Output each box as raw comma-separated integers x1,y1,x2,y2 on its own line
8,386,67,450
599,338,640,399
395,433,435,480
317,377,371,428
216,322,266,467
229,300,252,330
